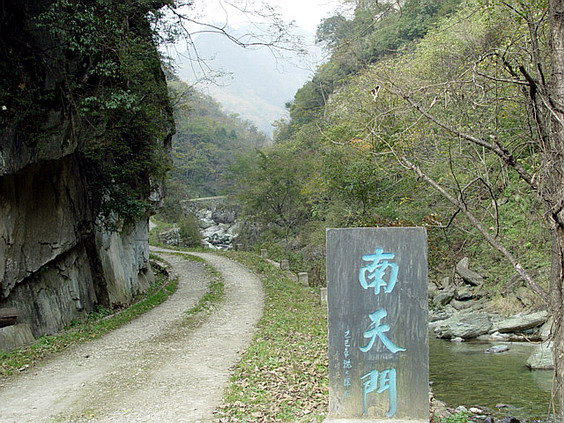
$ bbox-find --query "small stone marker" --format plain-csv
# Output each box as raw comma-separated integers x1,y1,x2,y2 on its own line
298,272,309,286
320,287,328,304
325,227,428,422
260,249,268,258
280,259,290,270
236,243,243,251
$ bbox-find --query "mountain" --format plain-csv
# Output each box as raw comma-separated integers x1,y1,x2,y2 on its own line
175,25,323,135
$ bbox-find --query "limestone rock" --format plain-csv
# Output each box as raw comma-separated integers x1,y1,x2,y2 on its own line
0,324,35,352
433,291,455,307
454,285,477,301
491,310,548,333
526,341,554,370
433,312,493,339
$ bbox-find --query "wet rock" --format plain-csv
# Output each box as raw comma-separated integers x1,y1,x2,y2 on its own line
526,341,554,370
434,312,493,339
485,344,509,354
491,310,548,333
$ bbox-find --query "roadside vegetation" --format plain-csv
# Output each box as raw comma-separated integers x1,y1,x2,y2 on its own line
214,252,328,423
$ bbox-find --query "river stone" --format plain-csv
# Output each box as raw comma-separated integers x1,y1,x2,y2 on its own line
433,312,493,339
485,344,509,353
455,286,476,301
450,299,474,311
430,310,453,323
526,341,554,370
491,310,548,333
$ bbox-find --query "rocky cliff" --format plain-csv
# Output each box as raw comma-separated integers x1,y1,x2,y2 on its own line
0,0,174,349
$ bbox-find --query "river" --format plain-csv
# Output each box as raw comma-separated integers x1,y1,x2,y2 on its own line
429,337,554,421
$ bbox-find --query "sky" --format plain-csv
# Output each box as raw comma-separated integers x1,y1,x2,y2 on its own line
188,0,343,33
169,0,346,135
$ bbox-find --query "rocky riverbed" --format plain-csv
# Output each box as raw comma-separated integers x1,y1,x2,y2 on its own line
428,257,552,370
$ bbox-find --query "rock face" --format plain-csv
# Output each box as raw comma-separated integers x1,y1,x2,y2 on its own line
0,1,172,348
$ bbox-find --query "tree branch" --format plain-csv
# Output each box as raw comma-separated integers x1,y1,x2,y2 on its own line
401,156,550,304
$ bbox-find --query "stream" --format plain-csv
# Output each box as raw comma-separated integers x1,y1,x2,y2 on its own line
429,337,555,421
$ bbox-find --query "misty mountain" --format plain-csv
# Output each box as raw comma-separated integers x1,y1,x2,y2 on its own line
176,25,323,135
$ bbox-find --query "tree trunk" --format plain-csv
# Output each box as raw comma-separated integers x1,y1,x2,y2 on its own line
548,0,564,417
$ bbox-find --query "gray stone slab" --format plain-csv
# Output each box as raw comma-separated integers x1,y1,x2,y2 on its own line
0,323,35,352
326,228,428,421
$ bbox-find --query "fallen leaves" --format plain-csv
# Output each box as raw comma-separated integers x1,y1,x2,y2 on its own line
213,254,329,422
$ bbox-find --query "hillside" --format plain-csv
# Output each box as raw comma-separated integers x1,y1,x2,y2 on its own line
229,0,552,308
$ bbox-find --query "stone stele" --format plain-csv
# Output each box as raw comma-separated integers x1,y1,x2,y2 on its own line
326,227,428,423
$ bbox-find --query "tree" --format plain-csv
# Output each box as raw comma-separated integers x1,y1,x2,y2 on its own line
368,0,564,414
232,147,310,245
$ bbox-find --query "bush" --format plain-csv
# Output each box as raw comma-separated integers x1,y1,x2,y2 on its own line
178,214,202,247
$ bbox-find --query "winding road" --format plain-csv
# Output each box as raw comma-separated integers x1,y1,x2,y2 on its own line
0,249,264,423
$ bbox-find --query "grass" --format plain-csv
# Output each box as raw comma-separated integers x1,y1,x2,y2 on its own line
178,253,225,321
214,252,329,423
0,260,179,378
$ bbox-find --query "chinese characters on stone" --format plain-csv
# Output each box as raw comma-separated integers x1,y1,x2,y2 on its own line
359,248,404,418
343,329,352,397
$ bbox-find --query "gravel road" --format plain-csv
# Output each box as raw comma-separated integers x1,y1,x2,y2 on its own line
0,249,264,423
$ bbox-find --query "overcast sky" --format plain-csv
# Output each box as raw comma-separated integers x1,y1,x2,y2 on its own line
188,0,342,33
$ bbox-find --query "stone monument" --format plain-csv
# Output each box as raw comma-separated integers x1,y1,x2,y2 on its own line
325,228,428,422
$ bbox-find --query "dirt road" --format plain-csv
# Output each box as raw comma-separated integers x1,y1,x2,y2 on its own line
0,250,264,423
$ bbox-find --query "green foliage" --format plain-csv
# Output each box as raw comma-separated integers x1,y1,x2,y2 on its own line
178,214,202,248
285,0,463,129
168,80,269,198
441,411,470,423
232,146,311,242
1,0,174,224
230,0,552,296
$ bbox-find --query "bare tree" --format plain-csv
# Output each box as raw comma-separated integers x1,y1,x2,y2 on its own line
374,0,564,415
